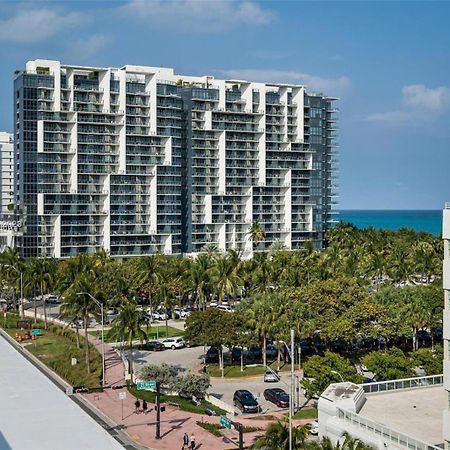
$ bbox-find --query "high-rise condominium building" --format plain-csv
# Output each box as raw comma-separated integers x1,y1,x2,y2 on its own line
0,131,14,214
443,205,450,450
14,59,337,258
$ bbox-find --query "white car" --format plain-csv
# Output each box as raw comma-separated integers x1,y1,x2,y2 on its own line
217,304,233,312
161,337,186,350
46,295,61,304
309,420,319,435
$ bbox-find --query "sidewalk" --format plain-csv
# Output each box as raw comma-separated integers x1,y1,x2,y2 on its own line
84,335,312,449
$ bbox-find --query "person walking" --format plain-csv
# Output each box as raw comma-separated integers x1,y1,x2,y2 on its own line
190,433,196,450
183,433,189,448
134,398,141,414
142,399,148,414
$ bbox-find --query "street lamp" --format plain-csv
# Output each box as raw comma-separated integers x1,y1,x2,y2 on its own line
5,264,24,319
331,370,345,382
275,329,295,450
77,292,105,388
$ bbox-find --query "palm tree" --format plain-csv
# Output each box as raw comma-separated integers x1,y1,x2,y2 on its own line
247,221,266,252
246,294,280,367
250,420,310,449
188,254,211,310
211,254,242,304
108,301,147,378
60,293,83,348
0,247,23,313
154,271,177,338
29,258,56,328
136,255,161,314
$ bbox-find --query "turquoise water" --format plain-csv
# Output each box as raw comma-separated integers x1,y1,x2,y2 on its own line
338,210,442,236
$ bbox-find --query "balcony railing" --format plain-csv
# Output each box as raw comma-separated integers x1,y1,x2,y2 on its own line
336,407,442,450
360,374,443,394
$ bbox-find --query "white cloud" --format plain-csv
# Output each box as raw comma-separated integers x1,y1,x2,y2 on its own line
120,0,274,32
367,83,450,123
0,8,86,43
218,69,351,95
70,34,113,62
402,84,450,111
366,110,412,123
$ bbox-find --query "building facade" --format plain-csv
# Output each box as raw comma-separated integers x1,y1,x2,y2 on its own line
14,59,337,258
0,131,14,214
443,205,450,450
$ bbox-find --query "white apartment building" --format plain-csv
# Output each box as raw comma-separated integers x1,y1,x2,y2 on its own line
0,132,14,214
14,59,337,258
442,205,450,450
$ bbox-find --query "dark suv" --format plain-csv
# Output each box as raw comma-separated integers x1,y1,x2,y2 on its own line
233,390,260,413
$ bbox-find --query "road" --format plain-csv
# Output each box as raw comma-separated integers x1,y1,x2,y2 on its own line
32,303,306,414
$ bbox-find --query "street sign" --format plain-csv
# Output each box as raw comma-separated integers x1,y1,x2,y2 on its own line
31,328,42,336
219,415,232,429
118,391,126,401
137,380,156,390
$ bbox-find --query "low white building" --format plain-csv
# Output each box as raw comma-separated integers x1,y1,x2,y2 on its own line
318,376,445,450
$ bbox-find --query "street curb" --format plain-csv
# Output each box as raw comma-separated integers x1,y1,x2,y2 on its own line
0,328,152,450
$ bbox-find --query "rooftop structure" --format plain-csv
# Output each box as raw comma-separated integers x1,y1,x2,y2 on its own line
14,59,337,258
0,334,124,450
318,376,444,450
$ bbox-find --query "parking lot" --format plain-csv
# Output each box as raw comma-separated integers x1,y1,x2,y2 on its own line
209,371,306,415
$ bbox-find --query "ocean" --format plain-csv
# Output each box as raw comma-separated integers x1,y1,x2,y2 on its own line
338,210,442,236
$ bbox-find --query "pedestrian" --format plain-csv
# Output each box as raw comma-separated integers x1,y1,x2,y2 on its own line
190,433,196,450
183,432,189,448
134,398,141,414
142,399,148,415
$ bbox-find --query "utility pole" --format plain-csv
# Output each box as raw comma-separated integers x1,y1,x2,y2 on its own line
289,328,295,450
156,381,161,439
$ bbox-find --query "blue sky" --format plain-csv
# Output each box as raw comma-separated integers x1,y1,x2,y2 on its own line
0,0,449,209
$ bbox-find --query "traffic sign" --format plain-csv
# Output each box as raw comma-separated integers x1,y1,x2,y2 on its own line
31,328,42,336
118,391,126,401
219,415,232,429
137,380,156,390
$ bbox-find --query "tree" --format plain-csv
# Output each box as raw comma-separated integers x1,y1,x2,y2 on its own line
108,301,147,378
247,221,266,251
250,420,310,449
211,253,242,304
362,347,414,381
171,373,210,399
184,308,234,374
154,270,177,338
302,352,362,397
411,345,443,376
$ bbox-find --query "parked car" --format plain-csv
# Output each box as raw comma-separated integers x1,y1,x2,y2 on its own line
233,390,260,413
309,420,319,435
263,388,289,408
152,311,168,321
266,344,278,359
139,340,165,351
206,347,219,363
46,295,61,304
247,346,262,362
161,337,185,350
263,370,280,383
217,304,233,312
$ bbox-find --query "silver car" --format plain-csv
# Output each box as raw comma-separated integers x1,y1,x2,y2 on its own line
263,370,280,382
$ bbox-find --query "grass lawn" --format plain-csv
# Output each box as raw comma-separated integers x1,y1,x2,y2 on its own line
128,385,227,416
292,407,318,420
207,361,290,378
89,325,183,343
1,313,102,388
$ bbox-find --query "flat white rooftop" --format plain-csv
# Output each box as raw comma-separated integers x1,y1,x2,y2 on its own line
0,335,124,450
360,385,445,447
